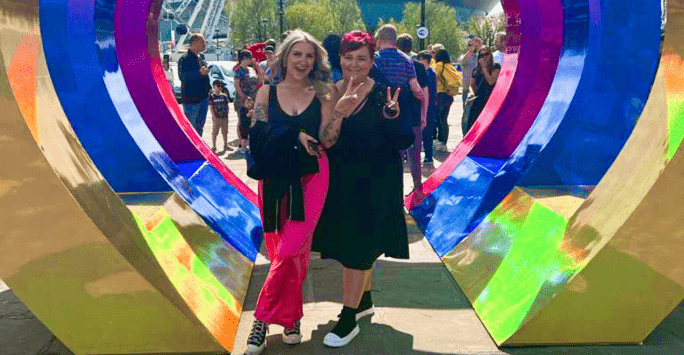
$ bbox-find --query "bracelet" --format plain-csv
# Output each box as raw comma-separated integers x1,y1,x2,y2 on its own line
383,105,399,118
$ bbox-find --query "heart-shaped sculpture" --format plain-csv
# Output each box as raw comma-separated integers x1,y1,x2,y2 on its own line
0,0,682,353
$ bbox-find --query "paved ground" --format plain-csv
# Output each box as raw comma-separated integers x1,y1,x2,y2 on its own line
2,98,684,354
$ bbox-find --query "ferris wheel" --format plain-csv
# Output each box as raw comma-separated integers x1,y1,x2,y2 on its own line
162,0,229,54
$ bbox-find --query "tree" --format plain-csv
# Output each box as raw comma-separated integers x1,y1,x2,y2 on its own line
375,17,410,36
285,0,365,39
228,0,279,48
467,12,507,50
229,0,366,44
327,0,367,34
400,0,466,57
284,0,337,40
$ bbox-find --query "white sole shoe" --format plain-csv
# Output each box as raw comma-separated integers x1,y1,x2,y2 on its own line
282,332,302,345
245,340,266,355
356,306,374,321
323,325,360,348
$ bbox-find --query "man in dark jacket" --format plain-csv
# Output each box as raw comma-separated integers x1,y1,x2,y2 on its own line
179,34,211,135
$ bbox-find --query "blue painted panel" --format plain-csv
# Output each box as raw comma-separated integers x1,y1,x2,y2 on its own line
188,163,263,259
517,0,662,187
39,0,169,193
412,157,496,257
176,160,205,179
468,157,507,174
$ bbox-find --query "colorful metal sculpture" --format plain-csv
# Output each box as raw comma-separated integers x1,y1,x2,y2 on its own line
0,0,682,353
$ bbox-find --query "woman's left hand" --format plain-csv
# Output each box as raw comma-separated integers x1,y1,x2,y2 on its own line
384,86,400,118
299,131,321,158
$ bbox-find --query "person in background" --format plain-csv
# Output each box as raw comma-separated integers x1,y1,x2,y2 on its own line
245,29,334,355
163,60,174,89
260,45,278,85
428,43,445,143
465,46,501,133
209,80,231,152
429,43,444,68
492,32,507,65
323,33,343,82
434,48,460,149
234,49,262,155
396,33,428,192
417,50,438,165
460,36,482,134
314,30,407,348
178,33,211,135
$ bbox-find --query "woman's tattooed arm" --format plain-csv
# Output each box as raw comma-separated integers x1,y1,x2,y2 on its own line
320,109,345,148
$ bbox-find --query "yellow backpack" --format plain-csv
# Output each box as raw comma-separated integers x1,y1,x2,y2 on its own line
439,63,462,97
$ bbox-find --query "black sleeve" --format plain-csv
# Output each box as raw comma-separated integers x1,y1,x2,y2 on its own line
414,61,429,88
247,121,300,180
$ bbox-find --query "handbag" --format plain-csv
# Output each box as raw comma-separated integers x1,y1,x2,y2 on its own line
465,76,485,107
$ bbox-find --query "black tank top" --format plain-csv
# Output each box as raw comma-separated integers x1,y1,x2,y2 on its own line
268,85,321,140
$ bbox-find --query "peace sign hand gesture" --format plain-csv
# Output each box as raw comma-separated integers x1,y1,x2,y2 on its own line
334,78,365,119
383,86,401,119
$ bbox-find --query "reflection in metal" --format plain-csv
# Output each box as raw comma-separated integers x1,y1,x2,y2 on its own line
413,0,682,347
0,0,682,353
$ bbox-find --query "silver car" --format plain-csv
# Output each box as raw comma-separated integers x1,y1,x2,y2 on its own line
168,61,236,103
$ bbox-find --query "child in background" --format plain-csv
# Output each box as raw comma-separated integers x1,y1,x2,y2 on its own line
209,80,231,152
238,96,254,155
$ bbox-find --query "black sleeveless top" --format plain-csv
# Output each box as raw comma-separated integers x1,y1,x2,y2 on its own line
269,85,321,140
248,85,322,232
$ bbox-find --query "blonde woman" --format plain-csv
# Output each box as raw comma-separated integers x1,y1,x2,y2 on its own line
244,29,334,355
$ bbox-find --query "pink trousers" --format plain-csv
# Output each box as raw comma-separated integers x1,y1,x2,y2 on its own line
253,153,329,329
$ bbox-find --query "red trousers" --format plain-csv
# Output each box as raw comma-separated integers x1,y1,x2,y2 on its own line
254,153,328,328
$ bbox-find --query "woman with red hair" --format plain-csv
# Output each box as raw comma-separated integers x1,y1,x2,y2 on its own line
313,30,407,347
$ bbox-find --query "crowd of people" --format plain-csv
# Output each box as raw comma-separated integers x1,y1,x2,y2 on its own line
173,25,505,355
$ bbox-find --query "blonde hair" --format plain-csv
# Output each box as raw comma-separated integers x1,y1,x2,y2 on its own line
273,29,331,98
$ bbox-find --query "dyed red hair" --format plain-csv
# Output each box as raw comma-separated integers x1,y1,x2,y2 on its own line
340,30,375,57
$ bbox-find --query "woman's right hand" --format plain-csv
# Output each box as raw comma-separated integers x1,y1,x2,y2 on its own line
299,131,321,157
334,78,365,118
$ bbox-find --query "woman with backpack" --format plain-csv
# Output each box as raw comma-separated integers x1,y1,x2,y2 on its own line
433,49,461,150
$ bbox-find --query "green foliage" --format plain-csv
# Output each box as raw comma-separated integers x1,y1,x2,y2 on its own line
229,0,365,45
380,0,465,58
228,0,279,48
375,17,410,36
326,0,367,34
284,1,337,40
467,12,507,50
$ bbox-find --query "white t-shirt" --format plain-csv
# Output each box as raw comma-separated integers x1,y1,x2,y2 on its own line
493,50,504,65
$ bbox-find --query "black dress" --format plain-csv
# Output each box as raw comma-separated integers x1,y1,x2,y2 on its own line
467,63,501,132
312,83,409,270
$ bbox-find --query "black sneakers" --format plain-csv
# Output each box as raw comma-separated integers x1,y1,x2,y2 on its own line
282,320,302,345
356,291,375,320
245,319,268,355
324,306,360,347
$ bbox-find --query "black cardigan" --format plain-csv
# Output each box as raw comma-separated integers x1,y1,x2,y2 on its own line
247,86,321,232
